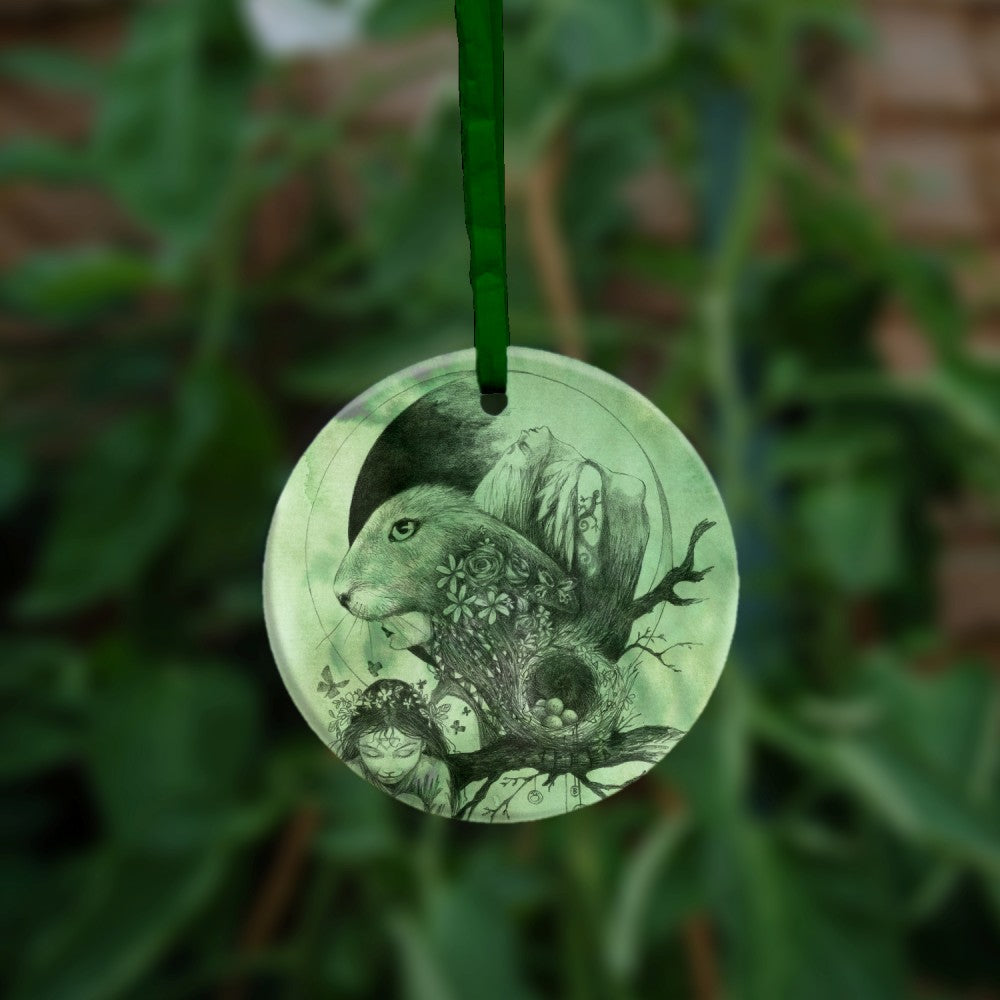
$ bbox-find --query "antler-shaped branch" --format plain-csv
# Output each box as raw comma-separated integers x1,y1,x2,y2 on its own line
630,519,716,620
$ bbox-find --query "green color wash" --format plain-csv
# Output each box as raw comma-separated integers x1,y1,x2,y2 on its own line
264,348,738,822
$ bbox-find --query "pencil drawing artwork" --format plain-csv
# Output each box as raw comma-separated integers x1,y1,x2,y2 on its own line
318,378,719,821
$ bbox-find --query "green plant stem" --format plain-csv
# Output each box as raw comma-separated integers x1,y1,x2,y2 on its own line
286,854,340,999
193,50,452,371
695,6,791,997
701,5,789,512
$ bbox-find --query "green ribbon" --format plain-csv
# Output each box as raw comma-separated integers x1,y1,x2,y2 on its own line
455,0,509,395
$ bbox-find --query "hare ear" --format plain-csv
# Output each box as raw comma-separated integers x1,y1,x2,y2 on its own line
500,528,579,616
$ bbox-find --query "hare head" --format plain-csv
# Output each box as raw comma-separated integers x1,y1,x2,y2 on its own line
333,483,577,622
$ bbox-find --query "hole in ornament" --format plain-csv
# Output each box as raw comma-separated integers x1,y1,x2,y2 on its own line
480,392,508,415
526,650,599,724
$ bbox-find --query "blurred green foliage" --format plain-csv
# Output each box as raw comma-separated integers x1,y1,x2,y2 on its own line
1,0,998,997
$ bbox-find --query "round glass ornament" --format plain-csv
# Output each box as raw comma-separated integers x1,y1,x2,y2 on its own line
264,347,738,822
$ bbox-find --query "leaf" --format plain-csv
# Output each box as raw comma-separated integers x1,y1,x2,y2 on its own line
282,324,468,400
363,105,468,304
780,168,888,263
747,832,903,1000
662,669,749,820
366,0,452,37
0,249,156,322
0,855,72,975
785,653,1000,927
822,743,1000,896
562,105,661,271
15,365,253,617
0,48,105,92
0,713,80,782
796,473,902,593
16,409,182,617
0,638,85,701
421,871,538,1000
752,697,1000,876
543,0,673,89
92,0,256,248
389,912,458,1000
87,661,259,850
11,848,229,1000
791,2,874,49
604,813,689,983
313,764,398,861
502,23,572,167
923,363,1000,463
504,0,672,166
889,248,966,359
0,438,31,517
0,139,95,184
168,368,281,583
751,253,885,367
861,653,999,788
769,422,899,480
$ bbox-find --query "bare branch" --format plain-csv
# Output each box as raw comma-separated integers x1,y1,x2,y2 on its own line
578,775,620,800
448,724,686,811
483,773,537,821
457,775,495,820
630,519,716,620
623,631,701,672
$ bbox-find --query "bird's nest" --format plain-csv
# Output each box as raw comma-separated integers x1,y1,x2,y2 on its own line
502,645,636,749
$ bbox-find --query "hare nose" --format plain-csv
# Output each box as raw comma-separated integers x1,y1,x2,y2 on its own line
337,590,352,610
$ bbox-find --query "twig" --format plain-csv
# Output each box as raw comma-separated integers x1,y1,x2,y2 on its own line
523,132,586,359
457,776,494,820
449,724,685,810
622,632,701,672
683,916,720,1000
631,519,716,618
483,772,536,821
578,774,619,800
649,785,719,1000
219,804,321,1000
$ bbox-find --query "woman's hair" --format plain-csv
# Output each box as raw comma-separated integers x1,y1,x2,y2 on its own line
340,679,451,761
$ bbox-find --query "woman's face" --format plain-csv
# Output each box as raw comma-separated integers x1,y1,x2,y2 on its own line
502,426,552,467
358,728,423,786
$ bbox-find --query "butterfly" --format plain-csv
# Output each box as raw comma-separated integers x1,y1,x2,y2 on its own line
461,706,471,716
416,679,428,692
367,660,383,677
450,720,466,735
317,665,349,699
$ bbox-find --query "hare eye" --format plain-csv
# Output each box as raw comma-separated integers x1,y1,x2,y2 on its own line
389,518,419,542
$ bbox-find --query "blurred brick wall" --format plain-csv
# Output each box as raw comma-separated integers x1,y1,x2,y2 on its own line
0,0,129,274
860,0,1000,653
862,0,1000,351
2,0,998,657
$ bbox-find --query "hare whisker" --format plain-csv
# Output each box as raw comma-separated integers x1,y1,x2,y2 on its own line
313,607,358,650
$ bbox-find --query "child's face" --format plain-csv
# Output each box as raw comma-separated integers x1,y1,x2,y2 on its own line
358,728,422,786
